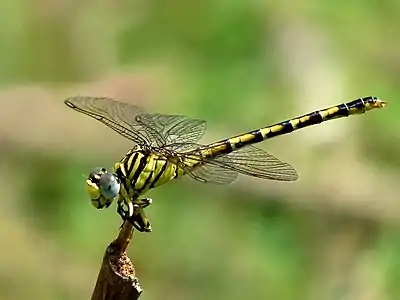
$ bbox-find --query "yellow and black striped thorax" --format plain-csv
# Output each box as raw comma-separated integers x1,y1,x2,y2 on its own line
200,96,386,158
114,146,186,197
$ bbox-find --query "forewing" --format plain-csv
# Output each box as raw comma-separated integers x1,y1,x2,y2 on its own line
138,113,206,149
64,96,155,145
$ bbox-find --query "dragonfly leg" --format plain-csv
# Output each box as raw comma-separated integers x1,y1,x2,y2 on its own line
128,205,152,232
117,198,135,220
130,198,152,232
117,198,152,232
136,197,152,209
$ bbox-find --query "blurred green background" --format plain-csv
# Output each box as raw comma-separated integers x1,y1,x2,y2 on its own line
1,1,400,300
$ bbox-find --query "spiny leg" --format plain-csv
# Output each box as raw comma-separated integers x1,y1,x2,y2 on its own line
117,198,153,232
128,198,153,232
136,197,152,209
117,197,152,218
117,198,134,221
128,205,152,232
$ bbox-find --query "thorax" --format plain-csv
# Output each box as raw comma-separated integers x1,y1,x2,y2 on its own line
114,146,185,198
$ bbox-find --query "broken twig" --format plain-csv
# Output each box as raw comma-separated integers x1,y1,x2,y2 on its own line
91,221,142,300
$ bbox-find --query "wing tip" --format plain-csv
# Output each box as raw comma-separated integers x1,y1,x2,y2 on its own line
64,98,76,108
64,95,86,108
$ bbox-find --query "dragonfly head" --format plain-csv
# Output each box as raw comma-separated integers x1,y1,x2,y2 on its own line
86,167,120,209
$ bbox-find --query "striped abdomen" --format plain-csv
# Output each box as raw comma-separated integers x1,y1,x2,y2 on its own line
202,96,386,157
115,149,184,196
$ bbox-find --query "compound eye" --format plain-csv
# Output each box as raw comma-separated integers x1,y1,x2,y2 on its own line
99,173,120,200
89,167,106,179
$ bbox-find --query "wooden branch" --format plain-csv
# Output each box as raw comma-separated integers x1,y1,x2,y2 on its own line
91,221,142,300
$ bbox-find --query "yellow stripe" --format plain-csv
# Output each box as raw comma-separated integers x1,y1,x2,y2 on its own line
134,155,154,191
229,133,256,149
289,118,300,129
125,153,136,180
119,161,127,177
128,153,143,181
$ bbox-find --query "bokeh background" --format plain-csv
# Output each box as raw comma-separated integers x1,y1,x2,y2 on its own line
1,1,400,300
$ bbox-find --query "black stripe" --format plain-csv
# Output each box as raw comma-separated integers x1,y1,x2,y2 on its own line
360,96,373,102
173,166,180,179
233,140,245,148
125,152,139,178
204,141,233,157
251,130,264,143
296,111,324,128
131,153,148,186
115,166,124,181
325,103,349,119
150,161,169,188
347,98,365,110
115,166,129,190
218,141,234,155
233,131,264,149
265,121,294,138
138,169,154,192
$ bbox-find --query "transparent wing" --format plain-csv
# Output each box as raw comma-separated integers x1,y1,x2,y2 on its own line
64,96,155,145
64,96,207,149
211,145,298,181
186,162,238,184
183,145,298,184
137,113,206,150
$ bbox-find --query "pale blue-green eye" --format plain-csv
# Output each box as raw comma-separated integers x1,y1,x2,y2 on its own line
99,173,120,200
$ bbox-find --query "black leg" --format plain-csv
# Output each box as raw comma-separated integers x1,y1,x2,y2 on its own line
128,205,152,232
117,198,153,232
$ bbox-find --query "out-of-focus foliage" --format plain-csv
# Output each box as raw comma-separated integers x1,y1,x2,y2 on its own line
1,1,400,300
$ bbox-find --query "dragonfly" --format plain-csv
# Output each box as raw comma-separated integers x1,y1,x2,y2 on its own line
64,96,386,232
